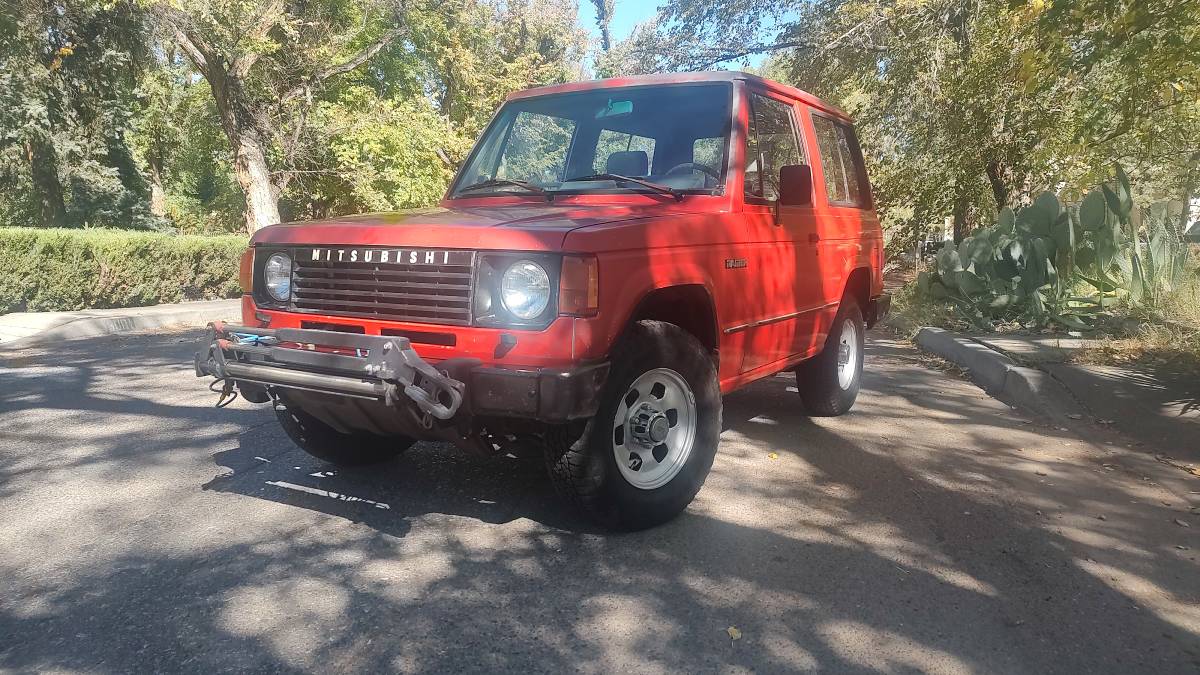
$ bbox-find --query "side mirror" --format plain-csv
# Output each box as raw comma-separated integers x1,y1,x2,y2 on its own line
778,164,813,206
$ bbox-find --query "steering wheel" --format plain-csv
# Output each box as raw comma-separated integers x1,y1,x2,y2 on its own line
664,162,721,180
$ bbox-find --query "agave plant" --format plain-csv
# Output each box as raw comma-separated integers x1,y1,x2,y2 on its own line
1075,166,1192,313
918,165,1194,331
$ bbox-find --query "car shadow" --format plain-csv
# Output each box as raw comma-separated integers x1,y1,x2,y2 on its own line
201,427,599,538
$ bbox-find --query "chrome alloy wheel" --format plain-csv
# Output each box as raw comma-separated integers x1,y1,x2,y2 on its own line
836,318,859,390
612,368,697,490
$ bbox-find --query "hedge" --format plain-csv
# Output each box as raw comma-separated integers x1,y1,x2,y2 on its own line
0,228,247,314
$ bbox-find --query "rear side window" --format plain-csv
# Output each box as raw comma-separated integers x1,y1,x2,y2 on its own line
744,94,804,201
812,114,868,207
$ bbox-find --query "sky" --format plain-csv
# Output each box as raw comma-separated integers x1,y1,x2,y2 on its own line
575,0,767,70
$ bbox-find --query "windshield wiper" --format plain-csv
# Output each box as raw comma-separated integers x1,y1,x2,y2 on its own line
562,173,683,201
457,178,545,195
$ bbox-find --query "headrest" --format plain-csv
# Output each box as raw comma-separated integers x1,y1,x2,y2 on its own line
606,151,649,176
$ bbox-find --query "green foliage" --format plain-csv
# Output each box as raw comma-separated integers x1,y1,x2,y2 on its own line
0,228,245,313
649,0,1200,253
0,0,588,232
0,0,157,230
919,168,1195,330
318,91,464,212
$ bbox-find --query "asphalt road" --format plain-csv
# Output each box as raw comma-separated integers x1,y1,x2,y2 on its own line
1,330,1197,673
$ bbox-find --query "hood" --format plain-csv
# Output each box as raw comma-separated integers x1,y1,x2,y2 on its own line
250,203,693,251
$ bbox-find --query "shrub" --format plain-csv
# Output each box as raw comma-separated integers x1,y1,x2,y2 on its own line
918,166,1198,331
0,228,246,314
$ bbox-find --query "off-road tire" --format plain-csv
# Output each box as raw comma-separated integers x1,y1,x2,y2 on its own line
795,295,864,416
275,400,415,466
543,320,721,531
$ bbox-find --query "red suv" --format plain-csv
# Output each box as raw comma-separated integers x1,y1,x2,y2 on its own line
196,72,889,530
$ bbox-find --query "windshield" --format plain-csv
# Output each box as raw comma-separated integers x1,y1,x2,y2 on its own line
450,83,732,198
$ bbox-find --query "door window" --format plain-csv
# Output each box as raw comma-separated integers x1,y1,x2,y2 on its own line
812,114,868,206
744,94,804,201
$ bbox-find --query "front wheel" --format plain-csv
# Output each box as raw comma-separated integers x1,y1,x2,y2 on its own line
795,295,865,416
544,321,721,531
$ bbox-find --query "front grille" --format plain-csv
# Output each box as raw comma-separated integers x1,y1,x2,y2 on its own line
289,248,475,326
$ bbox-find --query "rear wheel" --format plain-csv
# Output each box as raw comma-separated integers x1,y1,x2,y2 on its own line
275,399,415,466
796,295,865,416
544,321,721,531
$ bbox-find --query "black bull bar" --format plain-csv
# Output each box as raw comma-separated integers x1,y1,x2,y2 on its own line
194,322,472,422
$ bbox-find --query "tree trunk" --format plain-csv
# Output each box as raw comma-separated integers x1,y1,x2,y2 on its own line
591,0,613,51
147,139,167,218
207,65,281,233
952,192,970,244
26,138,66,228
985,160,1009,211
1181,152,1199,235
231,133,280,232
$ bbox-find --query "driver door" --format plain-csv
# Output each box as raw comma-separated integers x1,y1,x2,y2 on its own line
737,91,819,374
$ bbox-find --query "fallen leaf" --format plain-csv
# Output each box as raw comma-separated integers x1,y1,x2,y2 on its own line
1067,413,1083,420
767,452,779,460
1097,514,1107,521
727,626,742,641
1175,519,1191,528
1097,419,1115,425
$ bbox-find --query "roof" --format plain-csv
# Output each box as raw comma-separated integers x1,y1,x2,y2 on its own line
506,71,852,122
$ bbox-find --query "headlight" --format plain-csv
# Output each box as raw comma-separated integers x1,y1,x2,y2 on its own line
500,260,550,320
264,252,292,302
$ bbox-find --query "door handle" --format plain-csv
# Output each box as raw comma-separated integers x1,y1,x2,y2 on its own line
808,233,821,244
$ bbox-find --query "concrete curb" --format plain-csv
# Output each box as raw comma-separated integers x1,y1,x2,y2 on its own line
0,299,240,352
916,327,1087,425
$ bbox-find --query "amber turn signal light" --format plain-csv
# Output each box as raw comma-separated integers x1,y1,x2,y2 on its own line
559,255,598,316
238,248,255,293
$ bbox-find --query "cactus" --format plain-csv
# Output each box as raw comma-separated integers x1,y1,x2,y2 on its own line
918,165,1192,330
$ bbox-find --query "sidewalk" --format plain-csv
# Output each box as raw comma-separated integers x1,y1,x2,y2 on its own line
0,299,240,351
918,329,1200,462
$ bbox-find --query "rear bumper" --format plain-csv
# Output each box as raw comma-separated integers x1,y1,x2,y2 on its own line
195,323,608,425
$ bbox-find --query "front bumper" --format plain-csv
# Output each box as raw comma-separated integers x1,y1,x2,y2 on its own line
195,323,608,425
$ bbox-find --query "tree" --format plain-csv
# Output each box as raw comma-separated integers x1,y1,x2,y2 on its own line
590,0,614,52
1,0,153,229
150,0,410,232
647,0,1200,250
270,0,587,221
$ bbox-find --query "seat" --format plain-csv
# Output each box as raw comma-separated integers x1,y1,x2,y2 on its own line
606,150,649,176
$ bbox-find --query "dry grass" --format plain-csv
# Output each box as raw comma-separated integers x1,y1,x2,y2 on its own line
886,255,1200,377
1073,324,1200,376
1072,269,1200,376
